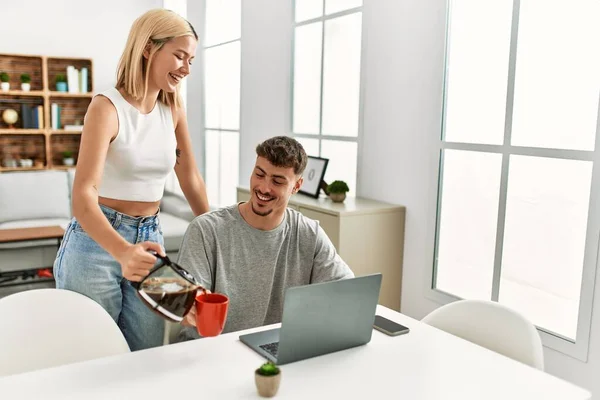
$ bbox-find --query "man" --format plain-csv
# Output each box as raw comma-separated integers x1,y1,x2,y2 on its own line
177,136,354,340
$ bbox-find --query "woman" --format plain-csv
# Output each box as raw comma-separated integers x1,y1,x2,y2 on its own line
53,9,209,351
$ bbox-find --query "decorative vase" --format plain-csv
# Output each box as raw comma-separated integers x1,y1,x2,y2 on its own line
21,83,30,92
0,82,9,92
329,192,346,203
19,158,33,168
56,82,67,92
255,371,281,398
2,158,17,168
63,157,74,166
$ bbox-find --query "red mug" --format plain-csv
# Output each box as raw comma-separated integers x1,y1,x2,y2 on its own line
195,292,229,337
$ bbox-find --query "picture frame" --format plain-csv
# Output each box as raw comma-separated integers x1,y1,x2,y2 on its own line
298,155,329,199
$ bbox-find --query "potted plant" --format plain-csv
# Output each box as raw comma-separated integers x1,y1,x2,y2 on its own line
20,73,31,92
62,150,75,166
327,180,350,203
255,361,281,398
55,74,67,92
0,72,9,92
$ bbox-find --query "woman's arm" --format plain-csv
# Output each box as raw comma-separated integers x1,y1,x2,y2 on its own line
172,104,210,216
72,96,163,281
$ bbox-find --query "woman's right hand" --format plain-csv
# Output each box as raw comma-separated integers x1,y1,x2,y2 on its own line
117,242,165,281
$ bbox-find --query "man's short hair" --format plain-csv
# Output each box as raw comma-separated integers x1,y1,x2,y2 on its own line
255,136,308,176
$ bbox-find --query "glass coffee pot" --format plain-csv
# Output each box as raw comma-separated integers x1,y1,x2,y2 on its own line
131,253,207,323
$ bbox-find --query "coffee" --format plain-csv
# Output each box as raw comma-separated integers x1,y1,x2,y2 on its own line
137,277,197,322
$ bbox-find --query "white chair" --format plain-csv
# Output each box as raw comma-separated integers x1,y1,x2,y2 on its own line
421,299,544,370
0,288,130,377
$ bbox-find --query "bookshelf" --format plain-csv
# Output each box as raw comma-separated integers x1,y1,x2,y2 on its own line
0,53,93,172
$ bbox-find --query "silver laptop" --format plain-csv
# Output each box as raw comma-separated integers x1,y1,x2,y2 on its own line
239,274,382,365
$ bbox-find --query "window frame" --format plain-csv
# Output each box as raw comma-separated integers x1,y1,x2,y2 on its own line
201,0,242,207
427,0,600,361
290,1,365,193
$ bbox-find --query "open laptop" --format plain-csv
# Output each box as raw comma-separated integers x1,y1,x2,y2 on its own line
239,273,382,365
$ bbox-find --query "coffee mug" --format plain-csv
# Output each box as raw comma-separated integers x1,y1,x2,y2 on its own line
195,292,229,337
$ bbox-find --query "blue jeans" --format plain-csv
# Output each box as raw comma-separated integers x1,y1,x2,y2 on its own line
53,204,165,351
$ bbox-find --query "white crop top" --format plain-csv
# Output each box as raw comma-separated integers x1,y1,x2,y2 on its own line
96,87,177,202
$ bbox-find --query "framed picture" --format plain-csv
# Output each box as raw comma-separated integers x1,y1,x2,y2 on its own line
298,156,329,199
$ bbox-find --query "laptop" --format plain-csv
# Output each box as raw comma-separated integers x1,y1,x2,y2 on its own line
239,273,382,365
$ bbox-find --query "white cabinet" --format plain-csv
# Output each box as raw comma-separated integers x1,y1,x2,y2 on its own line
237,187,405,311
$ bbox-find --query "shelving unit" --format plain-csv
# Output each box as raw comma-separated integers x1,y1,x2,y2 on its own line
0,53,93,172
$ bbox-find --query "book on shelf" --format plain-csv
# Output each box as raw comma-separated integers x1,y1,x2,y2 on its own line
20,104,44,129
66,65,89,94
80,68,88,93
63,124,83,132
67,66,78,94
51,103,61,129
37,106,44,129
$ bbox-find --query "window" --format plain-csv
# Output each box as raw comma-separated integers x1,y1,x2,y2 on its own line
292,0,363,195
433,0,600,359
203,0,241,207
163,0,188,197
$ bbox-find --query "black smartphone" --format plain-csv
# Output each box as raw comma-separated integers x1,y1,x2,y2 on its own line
373,315,410,336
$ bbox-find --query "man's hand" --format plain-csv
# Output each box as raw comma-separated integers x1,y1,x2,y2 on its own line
183,305,197,327
182,288,211,327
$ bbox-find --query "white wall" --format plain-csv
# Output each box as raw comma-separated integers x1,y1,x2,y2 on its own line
187,0,599,395
238,0,293,187
0,0,163,93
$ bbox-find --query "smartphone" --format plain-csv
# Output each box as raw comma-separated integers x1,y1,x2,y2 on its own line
373,315,410,336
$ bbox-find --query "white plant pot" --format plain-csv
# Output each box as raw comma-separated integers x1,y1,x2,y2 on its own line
0,82,9,92
63,157,75,166
21,83,30,92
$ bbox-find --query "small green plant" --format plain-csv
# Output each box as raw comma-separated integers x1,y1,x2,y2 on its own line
0,72,9,83
62,150,73,159
20,73,31,83
55,74,67,83
327,180,350,194
256,361,280,376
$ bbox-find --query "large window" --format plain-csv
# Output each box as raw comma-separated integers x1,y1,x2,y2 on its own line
203,0,241,207
433,0,600,359
292,0,363,195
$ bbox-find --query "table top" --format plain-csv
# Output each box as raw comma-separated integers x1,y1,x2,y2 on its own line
0,306,590,399
0,226,65,244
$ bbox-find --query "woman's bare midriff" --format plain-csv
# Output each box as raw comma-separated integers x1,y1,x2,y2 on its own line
99,197,161,217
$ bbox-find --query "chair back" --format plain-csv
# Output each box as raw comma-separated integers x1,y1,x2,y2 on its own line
422,299,544,370
0,289,130,377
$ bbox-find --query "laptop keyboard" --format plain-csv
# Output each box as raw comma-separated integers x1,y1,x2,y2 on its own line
259,342,279,357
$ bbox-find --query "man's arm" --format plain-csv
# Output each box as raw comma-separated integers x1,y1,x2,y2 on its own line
310,224,355,283
176,219,215,337
177,219,214,292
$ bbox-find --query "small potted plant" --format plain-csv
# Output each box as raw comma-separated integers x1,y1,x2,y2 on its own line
20,73,31,92
62,150,75,166
255,361,281,398
327,180,350,203
0,72,9,92
55,74,67,92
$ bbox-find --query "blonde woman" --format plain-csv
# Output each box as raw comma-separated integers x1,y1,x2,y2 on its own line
53,9,209,351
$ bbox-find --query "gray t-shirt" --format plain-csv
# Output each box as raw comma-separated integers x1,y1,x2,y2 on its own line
176,204,354,341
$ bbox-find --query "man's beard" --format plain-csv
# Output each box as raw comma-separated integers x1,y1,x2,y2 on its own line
251,202,273,217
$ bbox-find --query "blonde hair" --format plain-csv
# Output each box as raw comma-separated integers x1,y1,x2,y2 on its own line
116,9,197,109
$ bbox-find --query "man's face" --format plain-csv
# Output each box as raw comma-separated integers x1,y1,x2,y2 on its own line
249,157,303,217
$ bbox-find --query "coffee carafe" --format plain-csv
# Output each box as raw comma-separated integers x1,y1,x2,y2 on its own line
131,253,207,322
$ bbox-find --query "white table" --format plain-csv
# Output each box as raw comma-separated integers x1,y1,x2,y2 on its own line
0,306,591,399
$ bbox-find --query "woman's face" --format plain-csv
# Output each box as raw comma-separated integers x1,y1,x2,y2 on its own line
148,35,197,93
